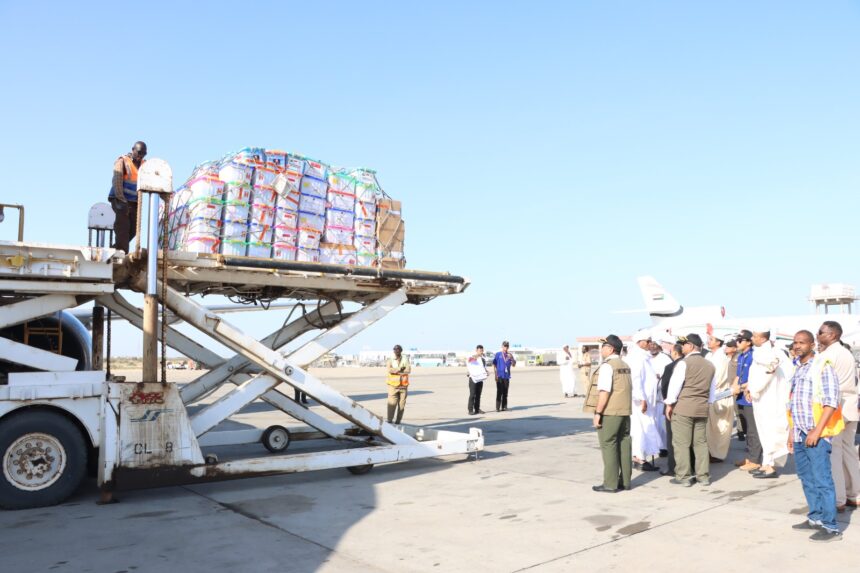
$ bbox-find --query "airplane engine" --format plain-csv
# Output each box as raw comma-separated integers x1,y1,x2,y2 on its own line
0,310,92,375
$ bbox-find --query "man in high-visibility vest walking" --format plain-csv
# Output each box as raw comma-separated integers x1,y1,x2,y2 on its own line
386,345,411,424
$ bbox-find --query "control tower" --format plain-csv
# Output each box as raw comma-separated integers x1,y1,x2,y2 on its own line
810,283,857,314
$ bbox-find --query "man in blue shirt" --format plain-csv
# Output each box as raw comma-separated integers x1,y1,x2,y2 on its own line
493,341,517,411
731,330,762,472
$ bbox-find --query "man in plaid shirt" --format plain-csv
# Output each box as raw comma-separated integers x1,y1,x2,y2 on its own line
788,330,842,542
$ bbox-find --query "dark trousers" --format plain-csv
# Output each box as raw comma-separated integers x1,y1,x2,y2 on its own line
597,415,632,489
294,389,308,404
495,377,510,410
468,380,484,413
665,405,675,473
737,405,762,463
110,198,138,253
672,414,709,482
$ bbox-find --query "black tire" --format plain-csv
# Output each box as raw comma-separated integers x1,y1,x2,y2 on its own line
346,464,374,475
261,425,291,453
0,411,87,510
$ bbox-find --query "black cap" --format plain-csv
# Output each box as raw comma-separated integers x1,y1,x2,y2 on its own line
736,330,752,342
678,333,704,348
599,334,623,353
726,339,738,348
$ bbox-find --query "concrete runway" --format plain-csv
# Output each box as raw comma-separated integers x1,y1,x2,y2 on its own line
1,366,856,572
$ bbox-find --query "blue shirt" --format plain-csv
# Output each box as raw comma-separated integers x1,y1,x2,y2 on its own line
736,349,753,406
493,352,514,379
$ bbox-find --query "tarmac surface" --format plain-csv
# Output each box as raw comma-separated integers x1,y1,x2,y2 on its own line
1,366,856,572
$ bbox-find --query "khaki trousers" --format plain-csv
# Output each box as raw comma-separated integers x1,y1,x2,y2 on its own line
387,385,408,423
597,414,632,489
672,414,709,482
831,420,860,505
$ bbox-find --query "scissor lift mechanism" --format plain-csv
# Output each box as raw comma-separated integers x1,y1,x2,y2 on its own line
0,178,482,508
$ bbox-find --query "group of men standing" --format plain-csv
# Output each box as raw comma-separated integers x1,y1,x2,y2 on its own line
586,323,859,542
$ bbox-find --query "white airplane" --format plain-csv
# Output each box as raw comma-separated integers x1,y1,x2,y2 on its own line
635,275,860,350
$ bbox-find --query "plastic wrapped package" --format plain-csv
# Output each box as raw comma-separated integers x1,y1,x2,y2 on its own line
253,165,279,188
167,224,187,251
356,251,376,267
219,161,253,185
221,238,246,256
328,171,357,194
188,175,225,199
327,189,355,212
273,224,298,245
273,171,302,205
297,229,322,249
355,181,378,202
275,209,298,229
300,176,328,199
225,182,252,204
326,208,354,230
251,184,278,206
222,219,249,240
350,168,379,186
323,225,353,246
303,158,328,181
320,243,357,266
185,235,220,255
265,149,287,172
247,241,272,258
298,211,324,231
248,222,273,244
299,193,326,216
186,217,221,237
354,200,376,219
354,235,376,254
234,147,266,166
296,247,320,263
354,217,376,237
273,242,297,261
249,203,275,227
189,160,220,180
286,155,305,175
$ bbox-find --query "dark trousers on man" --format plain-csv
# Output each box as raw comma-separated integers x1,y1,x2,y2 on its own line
597,415,632,490
495,377,510,411
468,380,484,414
665,405,675,474
110,198,138,253
672,414,710,483
737,405,762,463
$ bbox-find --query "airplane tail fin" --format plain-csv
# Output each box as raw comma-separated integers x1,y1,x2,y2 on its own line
637,276,683,320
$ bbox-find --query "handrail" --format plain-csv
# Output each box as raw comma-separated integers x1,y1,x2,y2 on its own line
0,203,24,241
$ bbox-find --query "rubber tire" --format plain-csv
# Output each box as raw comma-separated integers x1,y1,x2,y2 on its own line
346,464,374,475
261,425,291,453
0,411,87,510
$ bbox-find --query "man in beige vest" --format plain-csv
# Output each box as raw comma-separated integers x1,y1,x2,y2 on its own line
816,321,860,511
586,335,633,493
666,333,716,487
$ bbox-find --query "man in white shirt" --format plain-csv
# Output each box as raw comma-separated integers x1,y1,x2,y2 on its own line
627,330,661,471
706,333,734,462
559,344,577,398
466,344,489,415
649,340,672,454
817,321,860,511
747,330,790,479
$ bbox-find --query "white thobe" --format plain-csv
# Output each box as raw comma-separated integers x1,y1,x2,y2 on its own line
706,347,734,460
559,349,576,396
650,352,672,447
628,346,663,458
747,343,790,467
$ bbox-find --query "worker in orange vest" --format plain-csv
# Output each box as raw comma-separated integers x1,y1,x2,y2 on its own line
386,345,411,424
108,141,147,252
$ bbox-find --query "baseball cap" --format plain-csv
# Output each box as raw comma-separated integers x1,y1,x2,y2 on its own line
677,333,704,347
599,334,623,353
736,330,753,342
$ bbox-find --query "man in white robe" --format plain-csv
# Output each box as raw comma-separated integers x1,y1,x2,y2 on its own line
648,340,672,451
559,345,577,398
705,333,734,461
747,330,790,478
628,330,661,471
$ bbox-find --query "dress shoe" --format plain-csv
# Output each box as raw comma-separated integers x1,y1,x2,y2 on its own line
846,499,859,508
634,460,659,472
737,433,746,442
709,456,723,463
753,471,778,479
659,449,668,458
476,409,486,414
468,410,475,415
698,479,711,487
669,478,693,487
836,504,846,513
792,520,822,531
749,469,764,476
592,485,620,493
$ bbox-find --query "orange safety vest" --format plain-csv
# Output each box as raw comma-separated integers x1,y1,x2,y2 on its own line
386,356,410,387
109,155,144,201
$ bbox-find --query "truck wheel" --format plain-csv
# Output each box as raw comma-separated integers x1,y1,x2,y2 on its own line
261,425,291,453
0,411,87,510
346,464,374,475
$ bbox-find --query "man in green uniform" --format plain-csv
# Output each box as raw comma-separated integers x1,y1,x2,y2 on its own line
585,334,633,493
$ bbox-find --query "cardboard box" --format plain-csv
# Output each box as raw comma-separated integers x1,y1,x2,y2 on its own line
378,256,405,270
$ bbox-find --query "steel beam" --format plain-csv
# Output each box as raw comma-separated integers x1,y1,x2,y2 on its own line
155,283,417,445
0,336,77,371
0,294,80,329
96,292,223,369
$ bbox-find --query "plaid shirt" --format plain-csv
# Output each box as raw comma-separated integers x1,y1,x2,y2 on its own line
789,356,840,442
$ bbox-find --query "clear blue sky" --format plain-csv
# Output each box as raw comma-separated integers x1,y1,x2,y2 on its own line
1,1,858,357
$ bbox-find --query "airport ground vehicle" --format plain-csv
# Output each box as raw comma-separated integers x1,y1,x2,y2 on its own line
0,161,482,510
